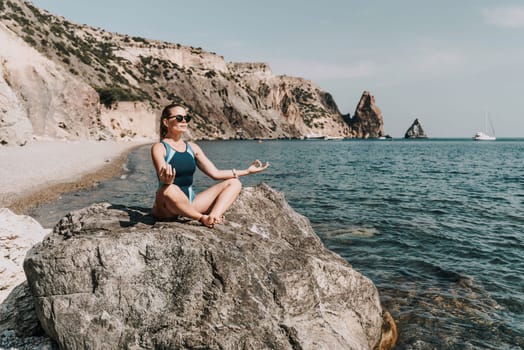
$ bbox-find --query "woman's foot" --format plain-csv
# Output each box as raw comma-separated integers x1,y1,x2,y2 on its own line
213,215,225,225
199,215,215,228
207,214,225,225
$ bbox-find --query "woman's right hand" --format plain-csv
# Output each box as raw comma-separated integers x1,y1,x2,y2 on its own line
159,163,176,185
247,159,270,174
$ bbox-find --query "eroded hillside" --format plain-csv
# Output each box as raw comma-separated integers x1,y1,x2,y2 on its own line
1,0,383,143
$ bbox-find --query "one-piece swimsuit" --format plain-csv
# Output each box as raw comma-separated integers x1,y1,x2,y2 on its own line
159,141,196,202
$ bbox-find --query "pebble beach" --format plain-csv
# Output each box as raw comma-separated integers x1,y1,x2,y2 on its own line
0,140,149,213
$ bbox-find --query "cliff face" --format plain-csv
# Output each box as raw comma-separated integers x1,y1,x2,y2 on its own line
346,91,384,138
23,184,394,349
0,0,359,144
0,22,102,145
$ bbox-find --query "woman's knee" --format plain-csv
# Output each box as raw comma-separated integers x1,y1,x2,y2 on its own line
226,178,242,191
160,184,187,202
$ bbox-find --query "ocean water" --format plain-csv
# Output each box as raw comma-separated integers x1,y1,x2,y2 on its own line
30,139,524,349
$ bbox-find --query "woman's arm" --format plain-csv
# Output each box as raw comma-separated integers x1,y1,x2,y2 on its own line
151,142,175,185
190,142,269,180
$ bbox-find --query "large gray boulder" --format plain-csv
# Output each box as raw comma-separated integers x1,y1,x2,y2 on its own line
24,184,390,349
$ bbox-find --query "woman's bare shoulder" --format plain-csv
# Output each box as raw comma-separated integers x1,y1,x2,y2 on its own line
188,141,202,155
151,141,166,155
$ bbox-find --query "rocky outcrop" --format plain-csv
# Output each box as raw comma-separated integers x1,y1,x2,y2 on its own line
23,184,392,350
345,91,384,138
404,118,427,138
0,0,356,144
225,67,351,139
0,208,50,304
0,208,50,341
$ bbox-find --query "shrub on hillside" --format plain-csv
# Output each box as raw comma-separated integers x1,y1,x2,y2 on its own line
96,87,136,108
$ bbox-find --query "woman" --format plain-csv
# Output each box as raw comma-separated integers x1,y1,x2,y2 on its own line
152,103,270,227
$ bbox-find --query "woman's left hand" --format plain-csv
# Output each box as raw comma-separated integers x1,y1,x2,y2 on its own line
247,159,270,174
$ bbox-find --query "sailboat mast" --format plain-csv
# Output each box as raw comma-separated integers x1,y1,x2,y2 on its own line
489,118,496,136
483,112,495,136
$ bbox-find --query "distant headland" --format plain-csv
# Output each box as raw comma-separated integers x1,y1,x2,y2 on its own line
1,0,386,146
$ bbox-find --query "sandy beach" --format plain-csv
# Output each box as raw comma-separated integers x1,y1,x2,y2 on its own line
0,140,150,214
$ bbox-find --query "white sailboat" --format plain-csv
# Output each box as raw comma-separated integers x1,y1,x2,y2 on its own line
304,133,325,140
473,115,496,141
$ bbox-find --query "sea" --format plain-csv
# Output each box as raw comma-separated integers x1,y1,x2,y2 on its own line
29,139,524,350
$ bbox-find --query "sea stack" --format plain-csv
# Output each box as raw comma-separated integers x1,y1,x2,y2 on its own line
404,118,427,138
344,91,385,138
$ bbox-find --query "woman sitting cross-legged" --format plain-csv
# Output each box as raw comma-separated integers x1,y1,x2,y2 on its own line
151,103,270,228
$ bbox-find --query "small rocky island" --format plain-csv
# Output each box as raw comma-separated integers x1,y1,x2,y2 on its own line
404,118,428,138
19,184,396,350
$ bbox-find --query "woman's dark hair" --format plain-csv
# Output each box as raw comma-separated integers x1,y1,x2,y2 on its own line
159,103,186,140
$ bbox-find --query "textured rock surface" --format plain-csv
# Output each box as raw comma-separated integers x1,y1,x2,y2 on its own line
0,282,44,338
404,118,427,138
346,91,384,138
24,184,387,350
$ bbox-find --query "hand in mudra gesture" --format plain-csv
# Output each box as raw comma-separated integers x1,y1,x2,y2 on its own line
248,159,270,174
159,163,176,185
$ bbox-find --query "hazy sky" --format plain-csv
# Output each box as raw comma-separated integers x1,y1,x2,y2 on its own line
30,0,524,137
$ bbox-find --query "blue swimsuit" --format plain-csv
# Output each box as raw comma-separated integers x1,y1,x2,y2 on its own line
160,141,196,202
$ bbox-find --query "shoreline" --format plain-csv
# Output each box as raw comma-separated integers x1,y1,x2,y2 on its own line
1,140,150,215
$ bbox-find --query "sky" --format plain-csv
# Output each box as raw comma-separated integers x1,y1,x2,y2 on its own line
29,0,524,137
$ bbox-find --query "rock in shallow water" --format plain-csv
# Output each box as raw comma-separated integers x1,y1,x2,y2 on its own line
24,184,389,350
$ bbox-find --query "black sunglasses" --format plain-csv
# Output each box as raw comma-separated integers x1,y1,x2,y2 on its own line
165,114,191,122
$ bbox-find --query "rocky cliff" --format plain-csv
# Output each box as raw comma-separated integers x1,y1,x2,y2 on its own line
344,91,384,139
0,0,386,145
0,0,343,144
23,184,396,349
0,20,102,145
404,118,427,138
